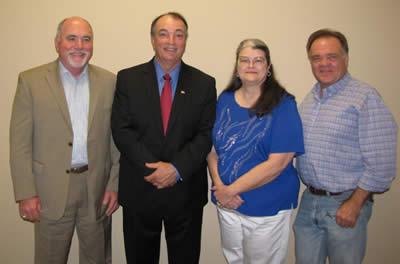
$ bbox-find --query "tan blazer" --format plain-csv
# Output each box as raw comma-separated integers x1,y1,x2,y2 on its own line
10,60,119,220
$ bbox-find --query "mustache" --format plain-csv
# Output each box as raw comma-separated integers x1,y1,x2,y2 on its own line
67,49,90,56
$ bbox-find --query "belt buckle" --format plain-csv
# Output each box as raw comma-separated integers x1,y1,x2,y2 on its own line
309,186,331,196
70,164,88,174
70,167,79,173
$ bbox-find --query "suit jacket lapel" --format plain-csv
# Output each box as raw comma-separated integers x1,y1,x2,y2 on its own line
87,65,100,131
167,62,188,134
45,61,73,134
144,60,165,135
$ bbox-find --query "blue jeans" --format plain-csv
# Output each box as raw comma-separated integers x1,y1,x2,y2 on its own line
293,189,373,264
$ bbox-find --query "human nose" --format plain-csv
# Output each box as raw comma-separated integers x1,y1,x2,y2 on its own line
319,56,330,66
248,59,256,67
167,34,176,44
74,38,83,49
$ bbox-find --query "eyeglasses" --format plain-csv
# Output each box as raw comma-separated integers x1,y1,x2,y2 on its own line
238,56,266,67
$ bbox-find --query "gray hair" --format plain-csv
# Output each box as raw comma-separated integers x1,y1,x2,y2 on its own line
235,39,271,64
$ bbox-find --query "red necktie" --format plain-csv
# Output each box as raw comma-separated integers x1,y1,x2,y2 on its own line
160,74,172,135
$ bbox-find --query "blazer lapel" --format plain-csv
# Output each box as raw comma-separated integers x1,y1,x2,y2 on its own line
167,62,188,134
45,61,73,134
87,65,100,131
143,60,165,135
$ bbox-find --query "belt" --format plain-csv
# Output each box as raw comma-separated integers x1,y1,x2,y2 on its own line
69,164,88,174
308,186,374,202
308,186,343,196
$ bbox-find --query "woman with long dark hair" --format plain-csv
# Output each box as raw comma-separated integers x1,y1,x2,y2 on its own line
208,39,304,264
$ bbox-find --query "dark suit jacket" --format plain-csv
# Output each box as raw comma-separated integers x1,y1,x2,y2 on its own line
111,59,216,213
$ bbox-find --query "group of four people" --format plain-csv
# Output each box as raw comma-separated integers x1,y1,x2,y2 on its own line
10,12,397,264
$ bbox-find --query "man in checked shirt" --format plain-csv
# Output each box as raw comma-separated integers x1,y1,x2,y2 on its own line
294,28,398,264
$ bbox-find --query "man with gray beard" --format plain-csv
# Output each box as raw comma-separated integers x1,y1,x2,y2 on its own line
10,16,119,264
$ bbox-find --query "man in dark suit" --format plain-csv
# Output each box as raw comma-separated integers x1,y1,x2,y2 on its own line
111,12,217,264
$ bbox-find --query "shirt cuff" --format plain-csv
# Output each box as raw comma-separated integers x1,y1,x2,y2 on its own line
171,164,183,182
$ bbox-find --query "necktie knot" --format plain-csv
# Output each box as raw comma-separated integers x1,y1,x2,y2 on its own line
163,74,171,81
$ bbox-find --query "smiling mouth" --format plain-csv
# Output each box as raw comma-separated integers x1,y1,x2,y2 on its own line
164,46,177,51
68,52,88,58
319,70,333,74
70,54,86,59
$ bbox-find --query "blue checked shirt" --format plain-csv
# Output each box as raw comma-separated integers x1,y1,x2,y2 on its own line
296,73,397,193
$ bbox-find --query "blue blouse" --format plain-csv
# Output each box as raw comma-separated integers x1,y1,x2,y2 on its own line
211,91,304,216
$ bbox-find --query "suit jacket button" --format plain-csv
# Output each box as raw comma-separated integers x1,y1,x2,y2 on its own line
68,142,73,146
66,169,70,174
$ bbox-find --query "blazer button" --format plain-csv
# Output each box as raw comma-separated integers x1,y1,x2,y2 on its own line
66,169,70,174
68,142,73,146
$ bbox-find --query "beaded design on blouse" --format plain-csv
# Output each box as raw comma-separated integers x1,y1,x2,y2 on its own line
215,106,271,183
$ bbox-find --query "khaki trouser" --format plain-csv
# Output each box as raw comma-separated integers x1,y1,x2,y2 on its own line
34,171,111,264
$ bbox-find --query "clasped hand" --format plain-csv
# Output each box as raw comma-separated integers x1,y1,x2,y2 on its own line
144,161,177,189
212,184,243,210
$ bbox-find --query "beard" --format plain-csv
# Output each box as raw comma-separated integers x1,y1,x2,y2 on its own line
66,49,91,69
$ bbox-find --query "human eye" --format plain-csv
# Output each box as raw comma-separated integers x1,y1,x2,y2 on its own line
175,30,185,39
239,57,250,65
327,54,339,61
254,57,265,65
82,36,92,42
310,55,321,63
66,35,77,41
158,30,169,38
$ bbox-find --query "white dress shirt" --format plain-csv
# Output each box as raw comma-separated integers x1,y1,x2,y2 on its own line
59,62,89,167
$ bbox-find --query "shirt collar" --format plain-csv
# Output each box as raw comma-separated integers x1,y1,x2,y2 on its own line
312,73,351,102
58,61,88,80
153,58,181,83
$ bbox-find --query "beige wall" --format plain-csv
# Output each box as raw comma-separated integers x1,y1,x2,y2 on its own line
1,0,399,263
